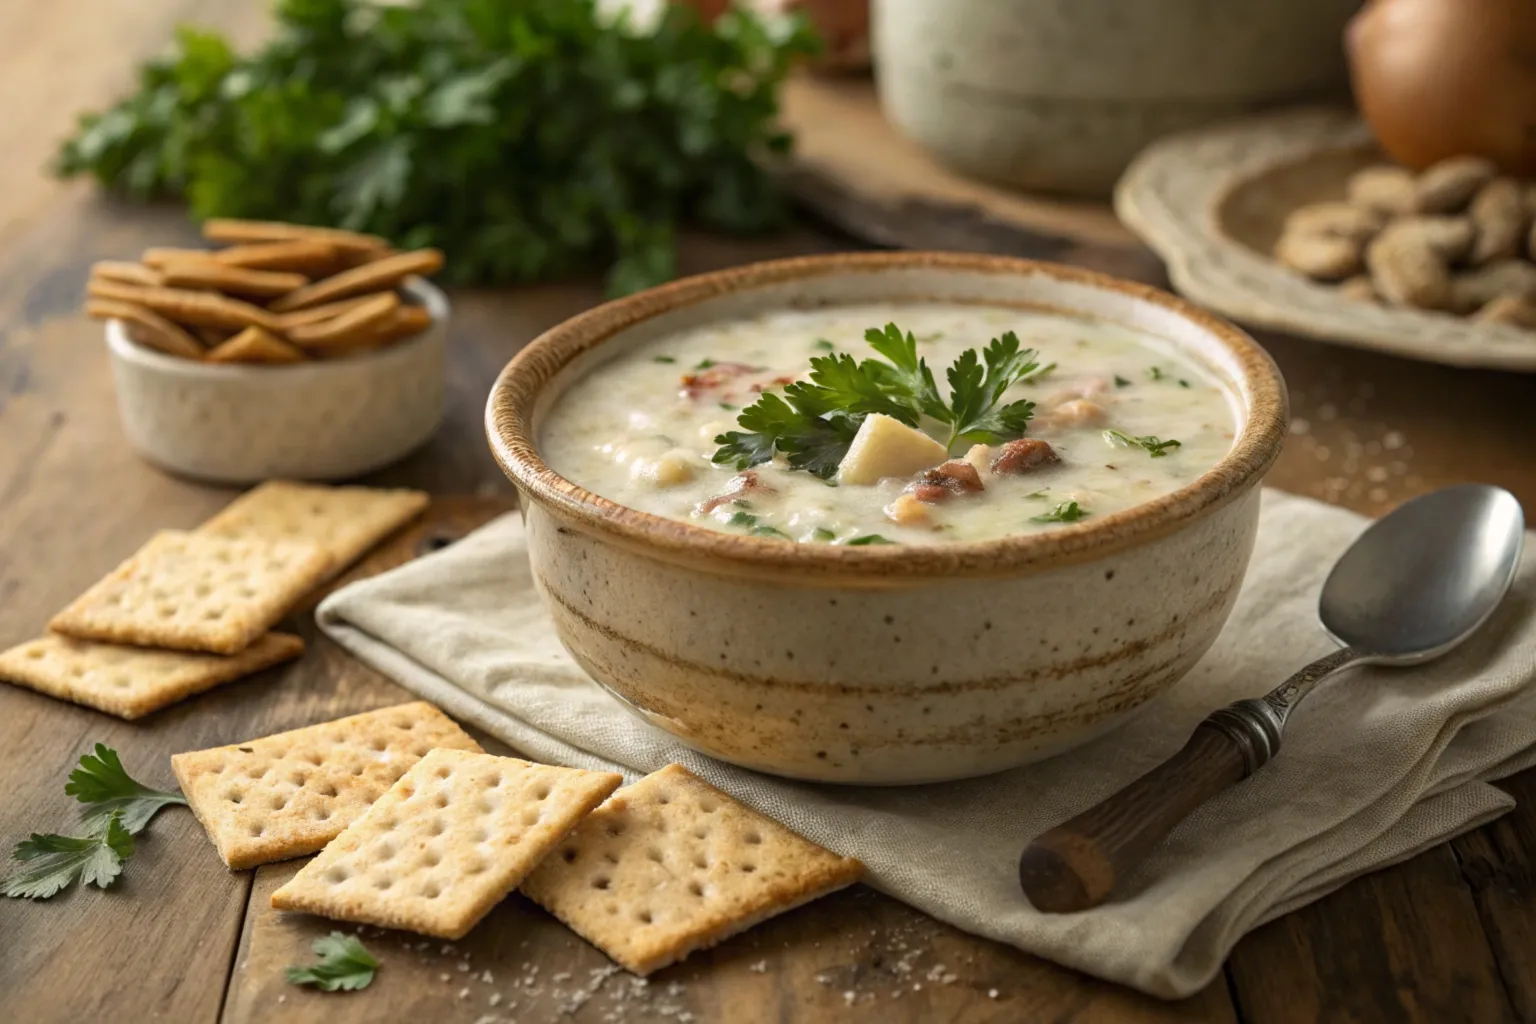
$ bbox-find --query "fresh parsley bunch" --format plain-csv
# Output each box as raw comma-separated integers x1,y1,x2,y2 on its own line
55,0,817,294
1,744,186,899
713,324,1042,479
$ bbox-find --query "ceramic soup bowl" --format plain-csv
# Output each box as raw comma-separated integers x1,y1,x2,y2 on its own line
487,253,1287,784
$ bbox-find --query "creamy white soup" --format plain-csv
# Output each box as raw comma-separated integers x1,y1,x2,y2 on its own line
542,303,1238,545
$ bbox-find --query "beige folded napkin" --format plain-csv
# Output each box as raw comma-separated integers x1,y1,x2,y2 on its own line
316,489,1536,998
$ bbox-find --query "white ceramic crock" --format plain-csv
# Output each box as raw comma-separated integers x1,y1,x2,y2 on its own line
106,279,447,484
874,0,1361,197
487,253,1287,784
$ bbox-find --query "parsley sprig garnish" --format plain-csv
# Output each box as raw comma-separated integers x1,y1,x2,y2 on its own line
2,744,186,900
1103,429,1183,458
712,323,1040,479
68,743,189,834
286,932,380,992
1,816,134,900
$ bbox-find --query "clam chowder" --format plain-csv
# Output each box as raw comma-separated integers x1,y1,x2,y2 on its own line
541,304,1238,544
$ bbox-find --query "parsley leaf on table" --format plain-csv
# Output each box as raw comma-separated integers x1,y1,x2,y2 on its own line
1103,429,1183,458
1032,501,1091,524
67,743,188,835
54,0,818,295
1,814,134,900
712,323,1041,478
285,932,380,992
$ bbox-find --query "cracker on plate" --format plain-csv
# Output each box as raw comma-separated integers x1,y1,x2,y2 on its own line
271,749,622,938
172,702,481,870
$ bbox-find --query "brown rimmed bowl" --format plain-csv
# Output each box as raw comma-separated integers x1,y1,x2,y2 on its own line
486,252,1287,784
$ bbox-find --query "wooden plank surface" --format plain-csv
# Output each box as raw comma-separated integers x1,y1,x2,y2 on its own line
779,75,1139,256
2,4,1536,1024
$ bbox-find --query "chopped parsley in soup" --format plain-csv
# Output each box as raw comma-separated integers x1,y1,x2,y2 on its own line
541,304,1238,545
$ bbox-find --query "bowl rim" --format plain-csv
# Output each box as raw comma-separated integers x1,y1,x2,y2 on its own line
103,276,449,378
486,251,1288,580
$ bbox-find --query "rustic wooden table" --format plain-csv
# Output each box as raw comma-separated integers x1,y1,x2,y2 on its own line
3,4,1535,1022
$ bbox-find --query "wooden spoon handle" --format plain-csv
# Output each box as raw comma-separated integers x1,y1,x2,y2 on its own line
1018,722,1250,913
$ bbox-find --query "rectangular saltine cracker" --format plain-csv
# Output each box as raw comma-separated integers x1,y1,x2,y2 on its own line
172,702,482,869
200,481,429,577
521,764,864,975
49,530,330,655
0,633,303,720
271,749,622,939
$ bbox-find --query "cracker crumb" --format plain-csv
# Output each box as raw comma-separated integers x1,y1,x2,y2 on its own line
749,960,767,973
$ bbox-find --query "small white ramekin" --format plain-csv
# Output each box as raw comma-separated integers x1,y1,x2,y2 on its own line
105,278,447,484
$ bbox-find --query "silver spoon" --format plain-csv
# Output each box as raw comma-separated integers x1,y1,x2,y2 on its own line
1018,484,1525,914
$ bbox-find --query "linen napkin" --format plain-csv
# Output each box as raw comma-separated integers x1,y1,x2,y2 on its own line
316,489,1536,999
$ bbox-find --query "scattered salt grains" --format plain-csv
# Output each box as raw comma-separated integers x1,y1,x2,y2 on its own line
844,991,857,1006
989,989,1000,999
458,987,471,999
441,944,456,956
473,1016,499,1024
277,995,286,1004
439,973,451,983
457,961,471,973
489,993,502,1008
552,971,572,983
749,960,768,973
1289,418,1311,435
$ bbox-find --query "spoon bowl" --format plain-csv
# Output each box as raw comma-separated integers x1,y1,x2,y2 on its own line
1321,485,1525,663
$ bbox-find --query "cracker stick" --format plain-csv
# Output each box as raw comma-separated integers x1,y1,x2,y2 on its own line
273,294,385,331
269,250,444,312
160,260,309,298
90,261,165,288
49,529,330,655
210,240,341,274
287,292,400,348
315,305,435,359
172,702,483,869
522,764,864,975
86,280,281,331
86,299,204,359
195,326,234,347
271,750,623,938
206,326,308,365
0,633,302,720
142,246,218,268
201,218,388,254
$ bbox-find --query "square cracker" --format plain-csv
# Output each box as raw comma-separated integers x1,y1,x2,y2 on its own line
0,633,302,720
271,750,622,939
200,481,429,577
172,702,482,870
49,530,330,655
521,764,864,975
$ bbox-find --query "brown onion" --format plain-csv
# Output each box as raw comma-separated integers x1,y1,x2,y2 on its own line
1347,0,1536,175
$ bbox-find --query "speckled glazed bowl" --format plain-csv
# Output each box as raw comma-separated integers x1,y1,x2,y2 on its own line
107,279,446,485
487,253,1287,784
874,0,1359,196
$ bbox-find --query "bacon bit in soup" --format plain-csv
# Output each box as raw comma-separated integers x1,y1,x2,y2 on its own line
695,470,771,514
906,460,985,504
680,361,761,399
991,439,1060,475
